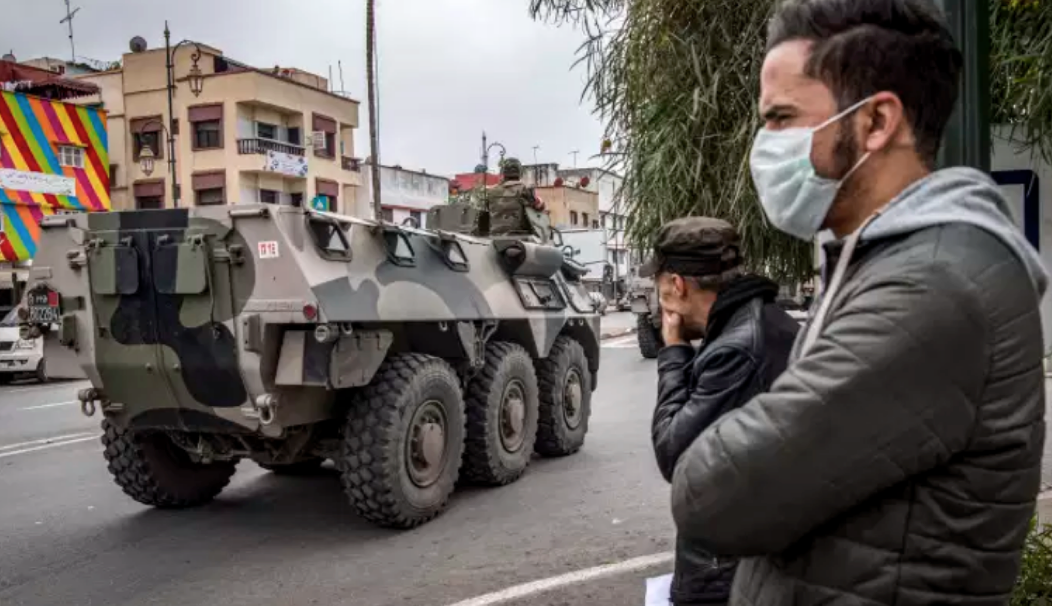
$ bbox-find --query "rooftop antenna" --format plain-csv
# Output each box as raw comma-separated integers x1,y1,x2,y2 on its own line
59,0,81,65
328,64,333,92
338,59,346,93
570,149,580,168
532,145,540,165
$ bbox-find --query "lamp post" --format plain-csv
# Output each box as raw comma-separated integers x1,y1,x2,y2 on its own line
161,21,205,208
136,118,169,180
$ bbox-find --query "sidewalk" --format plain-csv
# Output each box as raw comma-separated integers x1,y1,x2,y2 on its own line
599,310,638,341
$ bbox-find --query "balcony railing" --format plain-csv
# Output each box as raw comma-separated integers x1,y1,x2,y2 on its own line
341,156,361,172
237,138,306,157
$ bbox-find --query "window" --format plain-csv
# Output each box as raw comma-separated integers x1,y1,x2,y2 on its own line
582,213,589,227
290,193,304,207
136,196,163,210
196,188,224,206
193,120,221,149
409,210,422,227
570,211,579,226
110,164,118,185
381,207,393,222
592,220,599,229
57,145,84,169
257,122,277,140
259,189,279,204
287,127,301,146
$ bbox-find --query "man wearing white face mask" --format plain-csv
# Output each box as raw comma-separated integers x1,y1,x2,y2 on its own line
669,0,1050,604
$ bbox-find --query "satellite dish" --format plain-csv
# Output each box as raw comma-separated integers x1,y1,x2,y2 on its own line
1,53,15,62
129,36,148,53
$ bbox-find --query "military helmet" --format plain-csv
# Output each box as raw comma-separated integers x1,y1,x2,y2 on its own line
501,157,523,180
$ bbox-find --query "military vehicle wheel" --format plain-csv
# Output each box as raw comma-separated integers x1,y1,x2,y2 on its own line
637,313,664,359
462,342,539,486
101,419,237,508
339,353,466,529
535,336,592,457
258,458,326,475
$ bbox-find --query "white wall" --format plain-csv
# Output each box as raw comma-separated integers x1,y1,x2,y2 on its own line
990,125,1052,353
360,164,448,222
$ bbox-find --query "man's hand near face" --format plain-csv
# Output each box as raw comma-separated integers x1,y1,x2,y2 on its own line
662,309,688,346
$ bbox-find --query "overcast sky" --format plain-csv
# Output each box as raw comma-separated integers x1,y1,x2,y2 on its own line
0,0,606,177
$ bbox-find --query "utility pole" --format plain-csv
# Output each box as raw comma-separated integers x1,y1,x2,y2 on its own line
366,0,382,220
532,145,540,166
934,0,990,172
570,149,579,168
59,0,80,65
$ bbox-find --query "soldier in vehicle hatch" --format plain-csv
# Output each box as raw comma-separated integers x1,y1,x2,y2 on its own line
484,158,552,243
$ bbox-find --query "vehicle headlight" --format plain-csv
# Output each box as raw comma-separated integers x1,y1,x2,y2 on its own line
15,339,35,350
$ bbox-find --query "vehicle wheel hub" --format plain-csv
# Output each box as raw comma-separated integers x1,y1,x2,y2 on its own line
500,380,526,453
407,400,447,487
563,369,583,430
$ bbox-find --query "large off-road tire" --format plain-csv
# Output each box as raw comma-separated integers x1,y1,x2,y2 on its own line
535,336,592,457
637,313,664,359
462,342,540,486
339,353,466,529
100,418,237,508
258,458,326,475
34,358,47,383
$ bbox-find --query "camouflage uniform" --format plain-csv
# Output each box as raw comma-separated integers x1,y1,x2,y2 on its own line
484,158,552,243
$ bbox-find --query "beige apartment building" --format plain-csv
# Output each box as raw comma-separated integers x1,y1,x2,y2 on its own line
534,185,600,230
72,41,361,212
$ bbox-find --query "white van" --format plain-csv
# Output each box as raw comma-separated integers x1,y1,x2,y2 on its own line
0,308,46,384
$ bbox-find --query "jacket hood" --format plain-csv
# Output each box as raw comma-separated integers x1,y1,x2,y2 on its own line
860,166,1049,299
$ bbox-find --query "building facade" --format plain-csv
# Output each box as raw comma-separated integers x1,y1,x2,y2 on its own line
359,163,450,227
72,41,361,213
522,163,634,280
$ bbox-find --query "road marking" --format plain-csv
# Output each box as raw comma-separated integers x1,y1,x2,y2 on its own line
0,432,98,458
0,436,98,458
0,380,89,396
443,552,674,606
19,400,76,411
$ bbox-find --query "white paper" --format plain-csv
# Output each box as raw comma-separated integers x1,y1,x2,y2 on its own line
0,168,76,196
644,573,673,606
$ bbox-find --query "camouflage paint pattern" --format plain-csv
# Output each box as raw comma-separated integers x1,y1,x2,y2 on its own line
25,204,600,436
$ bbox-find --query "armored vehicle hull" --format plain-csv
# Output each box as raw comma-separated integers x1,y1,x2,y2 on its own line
21,204,600,528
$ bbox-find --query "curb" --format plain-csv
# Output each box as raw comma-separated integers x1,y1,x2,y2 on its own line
600,326,638,341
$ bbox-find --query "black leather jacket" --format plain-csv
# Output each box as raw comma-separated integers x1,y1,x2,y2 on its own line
652,277,799,605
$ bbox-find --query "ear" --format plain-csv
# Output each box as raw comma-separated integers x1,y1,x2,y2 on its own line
860,91,906,153
670,274,689,298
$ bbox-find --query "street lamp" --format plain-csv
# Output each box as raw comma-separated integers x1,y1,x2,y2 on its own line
162,21,205,207
139,146,156,177
135,117,172,203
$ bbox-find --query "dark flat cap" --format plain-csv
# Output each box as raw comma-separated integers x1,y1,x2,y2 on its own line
639,216,742,282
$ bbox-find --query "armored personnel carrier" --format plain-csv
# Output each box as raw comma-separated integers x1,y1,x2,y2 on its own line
18,201,600,529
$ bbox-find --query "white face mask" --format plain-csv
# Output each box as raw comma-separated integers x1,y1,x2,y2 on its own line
749,96,875,241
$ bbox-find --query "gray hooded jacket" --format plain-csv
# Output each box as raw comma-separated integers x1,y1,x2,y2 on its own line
671,167,1049,605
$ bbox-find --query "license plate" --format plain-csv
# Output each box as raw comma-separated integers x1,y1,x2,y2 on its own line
26,288,60,324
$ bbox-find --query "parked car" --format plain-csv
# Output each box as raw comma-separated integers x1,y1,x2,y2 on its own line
0,307,46,383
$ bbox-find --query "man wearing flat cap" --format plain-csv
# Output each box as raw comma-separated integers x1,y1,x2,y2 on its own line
643,217,799,605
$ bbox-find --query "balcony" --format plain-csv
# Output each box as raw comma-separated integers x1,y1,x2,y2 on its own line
341,156,361,172
237,138,305,157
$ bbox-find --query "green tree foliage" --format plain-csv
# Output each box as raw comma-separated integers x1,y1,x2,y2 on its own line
530,0,1052,281
1012,517,1052,605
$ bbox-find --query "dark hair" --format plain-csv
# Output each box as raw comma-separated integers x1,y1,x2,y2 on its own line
767,0,963,166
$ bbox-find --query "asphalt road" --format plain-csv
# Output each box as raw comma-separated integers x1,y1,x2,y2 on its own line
0,343,676,606
1,335,1050,606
